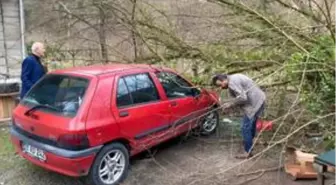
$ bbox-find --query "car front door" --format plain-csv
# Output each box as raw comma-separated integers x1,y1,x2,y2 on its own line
111,72,172,152
155,71,199,134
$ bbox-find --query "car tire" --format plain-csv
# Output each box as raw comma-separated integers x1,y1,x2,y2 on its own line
200,109,219,136
87,142,130,185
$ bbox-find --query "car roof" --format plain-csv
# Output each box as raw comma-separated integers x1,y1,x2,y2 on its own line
51,63,173,76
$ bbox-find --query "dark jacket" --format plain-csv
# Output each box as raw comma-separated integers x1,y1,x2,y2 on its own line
20,55,46,98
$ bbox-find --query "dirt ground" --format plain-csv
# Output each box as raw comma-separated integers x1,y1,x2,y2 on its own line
0,122,333,185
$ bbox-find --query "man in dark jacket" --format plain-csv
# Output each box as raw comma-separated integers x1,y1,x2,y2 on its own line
20,42,46,98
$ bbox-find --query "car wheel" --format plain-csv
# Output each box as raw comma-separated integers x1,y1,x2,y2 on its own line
200,109,219,136
88,142,129,185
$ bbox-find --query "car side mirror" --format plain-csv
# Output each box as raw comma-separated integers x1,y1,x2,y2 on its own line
192,87,202,97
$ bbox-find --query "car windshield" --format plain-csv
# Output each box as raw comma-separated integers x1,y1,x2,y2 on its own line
21,74,89,117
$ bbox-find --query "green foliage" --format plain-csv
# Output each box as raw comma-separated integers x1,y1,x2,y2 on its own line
324,133,335,150
286,35,335,149
288,36,335,113
189,74,210,86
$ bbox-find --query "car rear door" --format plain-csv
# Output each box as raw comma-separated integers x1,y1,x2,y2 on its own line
111,71,172,151
154,71,200,134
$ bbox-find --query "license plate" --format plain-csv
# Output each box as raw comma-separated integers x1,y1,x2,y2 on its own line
22,143,46,162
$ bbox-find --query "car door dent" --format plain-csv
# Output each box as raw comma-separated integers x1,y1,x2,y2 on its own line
134,123,171,140
134,111,199,140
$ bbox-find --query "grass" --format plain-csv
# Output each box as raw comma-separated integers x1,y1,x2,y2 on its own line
0,127,17,170
0,127,30,175
0,127,81,185
0,127,14,155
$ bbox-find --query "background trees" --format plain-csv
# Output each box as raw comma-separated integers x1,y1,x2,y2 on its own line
24,0,335,150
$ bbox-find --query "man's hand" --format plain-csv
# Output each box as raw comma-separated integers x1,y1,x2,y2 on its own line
221,103,232,113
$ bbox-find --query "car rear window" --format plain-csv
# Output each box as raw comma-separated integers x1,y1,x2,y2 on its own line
21,74,89,117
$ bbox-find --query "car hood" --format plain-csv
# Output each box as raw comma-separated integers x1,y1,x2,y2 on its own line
203,89,220,103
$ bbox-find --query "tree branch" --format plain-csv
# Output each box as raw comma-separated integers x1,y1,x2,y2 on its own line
274,0,324,24
58,2,98,31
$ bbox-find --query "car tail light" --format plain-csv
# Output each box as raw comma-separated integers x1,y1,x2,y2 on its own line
11,117,20,128
57,133,90,150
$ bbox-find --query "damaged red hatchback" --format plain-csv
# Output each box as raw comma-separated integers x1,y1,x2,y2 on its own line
10,64,220,185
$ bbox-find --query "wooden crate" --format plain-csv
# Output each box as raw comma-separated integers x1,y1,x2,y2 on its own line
0,92,19,122
285,163,318,180
285,149,318,180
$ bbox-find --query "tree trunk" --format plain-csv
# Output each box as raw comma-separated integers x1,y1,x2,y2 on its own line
131,0,138,63
98,6,108,63
192,61,199,77
276,87,287,118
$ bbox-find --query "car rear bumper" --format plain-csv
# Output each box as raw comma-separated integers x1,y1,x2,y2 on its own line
10,126,102,177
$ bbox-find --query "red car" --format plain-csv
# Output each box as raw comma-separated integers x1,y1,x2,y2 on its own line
10,64,220,185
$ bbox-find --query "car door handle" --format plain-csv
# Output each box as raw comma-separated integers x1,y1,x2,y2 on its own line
170,101,177,107
119,111,129,117
27,113,39,120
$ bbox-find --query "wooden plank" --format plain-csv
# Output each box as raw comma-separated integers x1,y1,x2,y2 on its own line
0,95,17,119
7,96,16,117
0,118,11,124
0,92,19,97
285,164,318,180
3,97,9,118
0,96,4,119
285,147,320,180
296,150,317,163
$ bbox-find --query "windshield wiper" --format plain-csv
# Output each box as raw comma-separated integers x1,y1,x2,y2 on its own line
24,104,60,116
